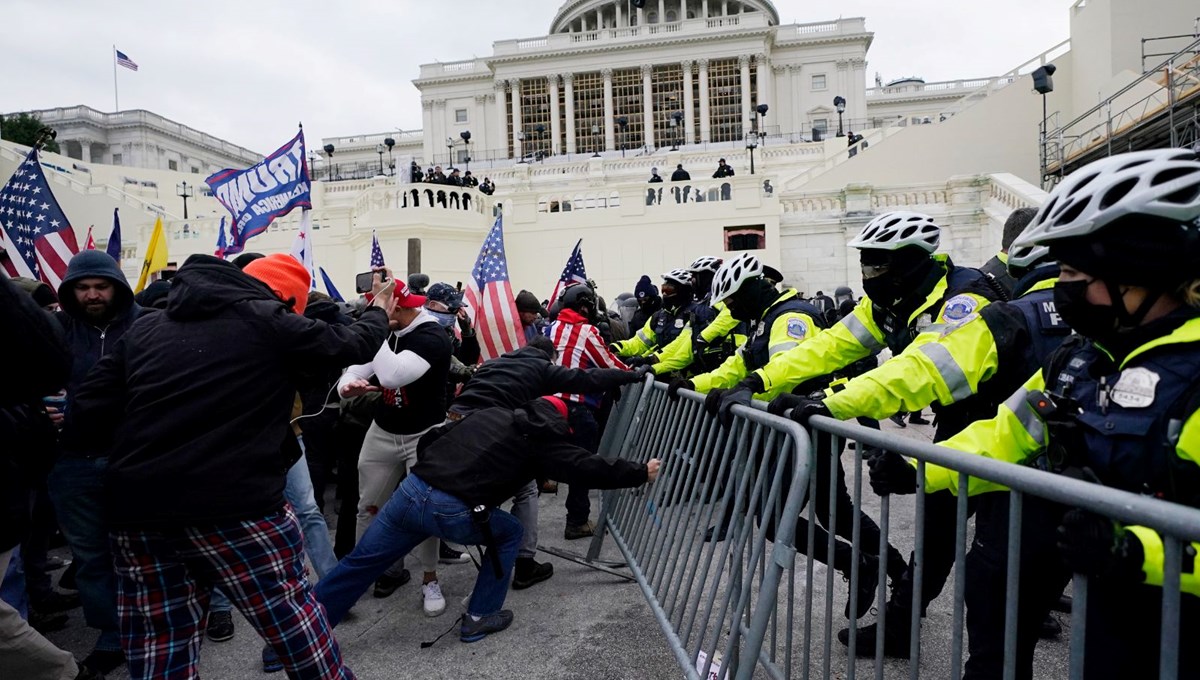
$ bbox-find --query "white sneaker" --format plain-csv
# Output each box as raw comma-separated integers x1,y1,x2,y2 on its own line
422,581,447,617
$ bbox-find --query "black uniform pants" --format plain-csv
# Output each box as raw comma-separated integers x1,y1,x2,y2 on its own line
963,492,1070,680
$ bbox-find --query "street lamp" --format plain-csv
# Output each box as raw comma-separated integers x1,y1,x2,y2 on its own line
833,96,846,137
384,137,396,176
746,131,759,175
447,137,455,168
323,143,336,180
516,131,527,163
459,130,472,172
176,181,194,219
1032,63,1057,186
535,124,546,162
670,111,684,151
617,116,628,157
591,123,601,157
376,143,385,176
308,150,320,180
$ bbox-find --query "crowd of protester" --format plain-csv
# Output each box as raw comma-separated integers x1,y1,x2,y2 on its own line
3,148,1199,679
408,161,494,195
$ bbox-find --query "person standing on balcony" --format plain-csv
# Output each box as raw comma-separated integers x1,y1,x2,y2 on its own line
712,158,735,179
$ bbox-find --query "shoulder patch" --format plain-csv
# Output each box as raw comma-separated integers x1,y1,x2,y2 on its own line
786,317,808,340
941,294,979,323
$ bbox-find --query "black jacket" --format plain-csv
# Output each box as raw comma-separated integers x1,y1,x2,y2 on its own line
413,399,647,508
980,254,1017,299
55,250,143,457
71,255,391,528
671,169,691,181
1,277,71,551
450,345,638,415
713,164,735,178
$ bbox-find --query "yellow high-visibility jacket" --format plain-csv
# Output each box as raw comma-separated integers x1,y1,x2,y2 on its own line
651,303,741,375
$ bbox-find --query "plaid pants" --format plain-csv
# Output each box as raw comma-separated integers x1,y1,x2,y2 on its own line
111,506,354,680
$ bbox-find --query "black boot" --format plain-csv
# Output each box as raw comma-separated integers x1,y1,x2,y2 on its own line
837,602,913,659
511,557,554,590
845,554,879,620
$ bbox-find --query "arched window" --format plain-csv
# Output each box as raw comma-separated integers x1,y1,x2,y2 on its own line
666,10,677,22
648,11,658,23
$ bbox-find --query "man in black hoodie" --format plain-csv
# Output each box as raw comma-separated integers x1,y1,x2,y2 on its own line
315,396,659,643
46,250,143,674
70,253,392,680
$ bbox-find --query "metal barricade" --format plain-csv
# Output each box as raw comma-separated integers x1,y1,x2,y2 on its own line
588,378,815,680
592,378,1200,680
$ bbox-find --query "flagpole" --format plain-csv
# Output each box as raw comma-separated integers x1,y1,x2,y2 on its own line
112,45,119,111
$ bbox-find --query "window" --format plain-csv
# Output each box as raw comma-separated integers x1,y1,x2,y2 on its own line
112,153,123,165
725,225,766,251
191,167,200,174
457,149,470,164
168,160,178,171
812,118,829,134
811,74,827,90
455,108,468,123
707,58,744,143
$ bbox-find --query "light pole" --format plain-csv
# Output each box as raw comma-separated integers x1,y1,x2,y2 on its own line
176,181,194,219
746,132,759,175
617,116,628,157
754,103,769,143
591,123,601,157
308,150,320,181
376,144,385,175
384,137,395,176
447,137,455,168
516,131,527,163
323,143,336,180
1032,64,1057,186
833,96,846,137
459,130,472,172
670,111,684,151
535,124,546,162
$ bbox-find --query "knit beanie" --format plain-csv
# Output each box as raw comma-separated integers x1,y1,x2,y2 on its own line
243,253,311,314
634,275,658,300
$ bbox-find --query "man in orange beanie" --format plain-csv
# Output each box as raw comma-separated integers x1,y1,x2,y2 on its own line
68,254,395,680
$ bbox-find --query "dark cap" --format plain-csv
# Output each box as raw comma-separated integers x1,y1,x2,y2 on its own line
426,282,466,311
515,289,548,316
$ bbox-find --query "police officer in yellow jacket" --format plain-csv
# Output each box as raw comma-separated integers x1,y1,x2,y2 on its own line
644,257,740,377
612,269,715,363
668,253,907,618
873,149,1200,679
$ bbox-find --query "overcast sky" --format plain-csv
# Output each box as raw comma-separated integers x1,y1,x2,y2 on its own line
1,0,1074,155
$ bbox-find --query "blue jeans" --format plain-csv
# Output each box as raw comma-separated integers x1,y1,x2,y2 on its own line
315,474,522,626
47,456,121,652
212,450,337,613
0,546,28,618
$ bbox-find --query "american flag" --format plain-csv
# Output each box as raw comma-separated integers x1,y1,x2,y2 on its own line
116,49,138,71
548,238,588,306
370,230,386,267
84,226,96,250
0,147,80,289
464,216,524,361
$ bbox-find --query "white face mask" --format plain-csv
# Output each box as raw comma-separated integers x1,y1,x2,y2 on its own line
429,310,457,328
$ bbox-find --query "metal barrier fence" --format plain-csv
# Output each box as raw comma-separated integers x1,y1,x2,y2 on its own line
589,378,1200,680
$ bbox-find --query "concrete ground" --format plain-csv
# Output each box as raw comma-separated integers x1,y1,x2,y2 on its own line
41,413,1071,679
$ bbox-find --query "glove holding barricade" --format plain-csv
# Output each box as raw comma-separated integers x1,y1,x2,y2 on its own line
713,375,763,427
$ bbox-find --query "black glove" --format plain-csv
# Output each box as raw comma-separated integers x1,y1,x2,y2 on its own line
632,365,655,379
667,379,694,401
456,314,472,334
625,356,649,368
691,334,710,358
703,388,727,416
1056,508,1142,582
717,376,763,427
788,398,831,427
767,393,807,417
868,451,918,495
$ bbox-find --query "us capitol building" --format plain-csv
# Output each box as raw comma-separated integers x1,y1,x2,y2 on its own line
4,0,1197,298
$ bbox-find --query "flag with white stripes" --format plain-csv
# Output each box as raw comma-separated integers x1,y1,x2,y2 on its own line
0,147,80,289
464,215,524,361
116,49,139,71
548,238,587,306
370,230,385,268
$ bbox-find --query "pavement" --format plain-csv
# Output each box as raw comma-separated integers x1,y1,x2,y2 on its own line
40,412,1072,679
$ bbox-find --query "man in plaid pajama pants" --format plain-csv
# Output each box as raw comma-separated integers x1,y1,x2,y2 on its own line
70,255,393,679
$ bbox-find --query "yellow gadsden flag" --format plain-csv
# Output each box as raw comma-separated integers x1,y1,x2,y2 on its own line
135,217,168,293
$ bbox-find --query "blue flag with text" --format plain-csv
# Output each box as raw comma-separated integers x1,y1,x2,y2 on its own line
205,130,310,256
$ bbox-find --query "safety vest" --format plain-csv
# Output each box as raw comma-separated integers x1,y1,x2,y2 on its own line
745,297,829,371
871,263,999,355
977,273,1072,412
1040,318,1200,504
651,301,715,351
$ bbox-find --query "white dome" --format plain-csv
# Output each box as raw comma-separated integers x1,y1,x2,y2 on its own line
550,0,779,34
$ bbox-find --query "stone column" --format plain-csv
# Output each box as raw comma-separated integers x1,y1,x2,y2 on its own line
494,81,508,159
850,57,867,123
702,0,708,18
615,1,623,27
548,74,562,155
698,58,711,143
755,54,769,113
658,0,665,21
563,73,577,154
789,65,803,136
637,6,645,25
681,60,695,145
836,60,850,134
595,7,601,29
509,78,523,158
433,99,447,165
641,64,655,149
80,141,93,163
739,54,752,137
602,68,616,152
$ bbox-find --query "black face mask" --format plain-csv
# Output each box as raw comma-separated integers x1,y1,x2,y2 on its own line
1053,279,1120,342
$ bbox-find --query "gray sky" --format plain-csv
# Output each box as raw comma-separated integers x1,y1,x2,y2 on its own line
1,0,1074,155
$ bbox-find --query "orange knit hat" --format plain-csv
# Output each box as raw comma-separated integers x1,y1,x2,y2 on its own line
243,254,311,315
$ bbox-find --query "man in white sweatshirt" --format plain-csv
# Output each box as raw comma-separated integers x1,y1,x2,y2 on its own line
338,278,453,616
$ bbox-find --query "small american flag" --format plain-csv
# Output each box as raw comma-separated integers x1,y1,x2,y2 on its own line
370,230,386,267
0,147,80,289
548,238,588,306
116,49,138,71
464,216,524,361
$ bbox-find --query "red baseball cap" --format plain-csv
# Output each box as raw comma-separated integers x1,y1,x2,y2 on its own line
394,281,427,308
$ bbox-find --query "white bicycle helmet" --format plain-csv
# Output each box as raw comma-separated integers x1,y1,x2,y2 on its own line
1011,149,1200,251
662,269,693,287
711,253,764,304
1006,243,1051,274
848,211,941,252
687,256,723,274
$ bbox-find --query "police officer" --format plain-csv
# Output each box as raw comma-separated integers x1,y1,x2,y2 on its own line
875,149,1200,679
714,211,1003,648
667,253,904,618
649,256,744,377
612,269,715,366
